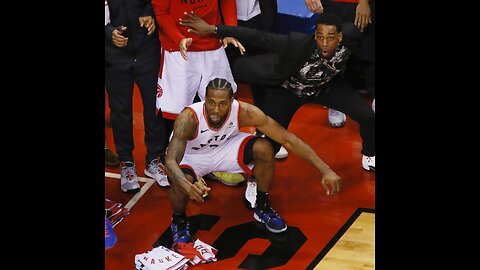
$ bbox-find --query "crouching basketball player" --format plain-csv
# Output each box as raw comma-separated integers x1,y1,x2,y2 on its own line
165,78,341,251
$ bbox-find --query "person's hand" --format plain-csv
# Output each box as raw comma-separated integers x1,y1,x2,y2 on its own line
179,37,193,60
354,1,372,32
112,26,128,47
304,0,324,14
138,16,156,35
187,181,211,202
222,37,246,55
180,11,215,37
321,171,341,195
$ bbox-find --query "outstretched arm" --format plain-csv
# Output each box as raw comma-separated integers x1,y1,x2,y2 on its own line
165,109,210,202
239,102,341,195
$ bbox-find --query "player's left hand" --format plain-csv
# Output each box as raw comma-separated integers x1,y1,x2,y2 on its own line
321,171,341,195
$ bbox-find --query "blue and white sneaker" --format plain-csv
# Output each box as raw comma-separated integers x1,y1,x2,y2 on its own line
254,205,287,233
171,220,193,252
105,217,117,250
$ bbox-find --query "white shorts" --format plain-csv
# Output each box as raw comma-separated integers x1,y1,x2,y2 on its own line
179,133,255,180
156,46,237,119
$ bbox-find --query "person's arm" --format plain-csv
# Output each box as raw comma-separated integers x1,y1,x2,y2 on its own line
304,0,324,14
165,109,209,202
151,0,186,47
219,0,238,26
180,12,291,55
355,0,372,32
239,102,341,195
141,0,155,17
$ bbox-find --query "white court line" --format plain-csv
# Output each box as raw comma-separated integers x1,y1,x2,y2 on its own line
105,172,156,210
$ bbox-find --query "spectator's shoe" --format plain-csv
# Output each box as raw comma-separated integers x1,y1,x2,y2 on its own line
197,177,209,198
171,220,193,254
105,217,117,250
208,172,245,186
328,108,346,127
245,179,257,209
144,158,169,187
105,145,120,168
254,204,287,233
120,161,141,193
372,98,375,113
362,155,375,171
275,146,288,159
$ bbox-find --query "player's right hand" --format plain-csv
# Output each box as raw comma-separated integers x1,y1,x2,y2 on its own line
188,181,211,202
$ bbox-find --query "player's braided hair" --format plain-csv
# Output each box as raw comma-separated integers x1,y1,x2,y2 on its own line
206,78,234,98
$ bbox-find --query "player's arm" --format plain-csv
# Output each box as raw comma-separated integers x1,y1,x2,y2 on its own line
165,109,207,202
239,102,341,195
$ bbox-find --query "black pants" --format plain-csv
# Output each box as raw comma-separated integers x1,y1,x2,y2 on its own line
105,57,166,163
226,0,277,111
263,77,375,156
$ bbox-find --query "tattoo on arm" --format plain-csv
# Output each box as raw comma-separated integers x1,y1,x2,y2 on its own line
165,111,197,185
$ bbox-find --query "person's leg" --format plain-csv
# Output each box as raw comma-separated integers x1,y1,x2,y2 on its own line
135,57,170,186
106,64,141,193
105,64,135,162
249,137,287,233
169,168,196,249
314,77,375,169
134,55,167,164
262,86,304,154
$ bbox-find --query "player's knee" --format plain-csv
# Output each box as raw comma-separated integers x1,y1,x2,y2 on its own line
253,137,274,160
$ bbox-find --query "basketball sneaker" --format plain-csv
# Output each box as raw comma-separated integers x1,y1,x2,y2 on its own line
144,158,169,187
208,172,245,186
254,204,287,233
328,108,346,127
105,217,117,250
171,219,194,255
362,155,375,171
105,144,120,168
275,146,288,159
245,179,257,208
120,161,140,193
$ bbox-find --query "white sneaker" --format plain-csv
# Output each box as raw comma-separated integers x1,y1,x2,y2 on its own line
362,155,375,171
120,161,141,193
275,146,288,159
372,99,375,113
144,159,170,187
245,179,257,208
328,108,346,127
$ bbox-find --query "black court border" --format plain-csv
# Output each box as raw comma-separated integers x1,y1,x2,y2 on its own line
305,207,375,270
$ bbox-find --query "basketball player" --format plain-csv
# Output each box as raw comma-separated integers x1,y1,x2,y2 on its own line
165,78,341,251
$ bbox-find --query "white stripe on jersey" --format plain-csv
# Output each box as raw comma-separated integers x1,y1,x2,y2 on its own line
185,100,240,154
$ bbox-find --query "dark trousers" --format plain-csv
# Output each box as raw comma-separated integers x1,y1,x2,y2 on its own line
262,77,375,156
226,0,277,111
105,57,166,163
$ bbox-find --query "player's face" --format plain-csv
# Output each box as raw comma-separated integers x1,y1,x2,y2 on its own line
315,24,342,59
204,88,233,128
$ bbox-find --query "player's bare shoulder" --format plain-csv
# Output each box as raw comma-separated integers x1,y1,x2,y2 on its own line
239,101,268,127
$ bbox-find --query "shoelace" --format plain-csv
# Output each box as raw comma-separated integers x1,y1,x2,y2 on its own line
149,160,166,175
124,166,136,181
